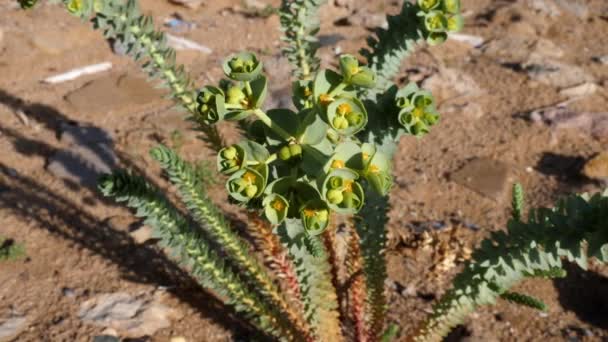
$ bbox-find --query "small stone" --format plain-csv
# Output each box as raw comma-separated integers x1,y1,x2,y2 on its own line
552,112,593,131
583,152,608,182
111,39,128,56
449,33,485,48
422,68,483,99
79,292,174,337
528,0,562,16
441,101,485,120
101,328,118,336
130,226,154,244
0,315,27,340
168,0,204,9
524,59,594,88
528,107,608,143
559,82,598,98
335,10,387,29
451,158,511,200
62,287,76,298
28,26,94,56
555,0,589,18
592,56,608,65
530,39,564,59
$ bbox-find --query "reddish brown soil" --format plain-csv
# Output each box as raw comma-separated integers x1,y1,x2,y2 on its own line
0,0,607,341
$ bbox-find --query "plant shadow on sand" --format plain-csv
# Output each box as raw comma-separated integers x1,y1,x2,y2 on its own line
0,88,265,340
554,262,608,330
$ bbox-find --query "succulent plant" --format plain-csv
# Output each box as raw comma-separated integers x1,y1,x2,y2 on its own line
23,1,608,342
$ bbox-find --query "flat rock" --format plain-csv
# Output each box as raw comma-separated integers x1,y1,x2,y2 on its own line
0,315,27,341
529,107,608,143
528,0,589,18
592,117,608,143
555,0,589,18
451,158,511,200
559,82,599,98
64,73,165,115
583,152,608,181
423,68,485,119
482,22,537,62
47,143,117,188
593,56,608,65
79,292,175,338
528,0,562,16
441,101,485,120
530,38,564,59
525,58,594,88
335,9,387,29
423,68,483,99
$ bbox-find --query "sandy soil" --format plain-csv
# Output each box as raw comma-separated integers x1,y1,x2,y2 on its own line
0,0,607,341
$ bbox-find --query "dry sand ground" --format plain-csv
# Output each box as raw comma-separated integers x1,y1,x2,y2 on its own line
0,0,607,341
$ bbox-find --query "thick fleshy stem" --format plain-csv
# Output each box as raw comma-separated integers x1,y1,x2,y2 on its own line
246,212,312,342
346,220,369,342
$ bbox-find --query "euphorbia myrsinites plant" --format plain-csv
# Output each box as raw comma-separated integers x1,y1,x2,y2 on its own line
19,0,608,341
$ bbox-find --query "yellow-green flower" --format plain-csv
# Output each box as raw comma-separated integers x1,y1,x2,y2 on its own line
300,200,330,236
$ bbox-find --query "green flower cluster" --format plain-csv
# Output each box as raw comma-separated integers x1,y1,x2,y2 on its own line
197,52,267,124
395,82,439,136
416,0,463,45
198,53,392,236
